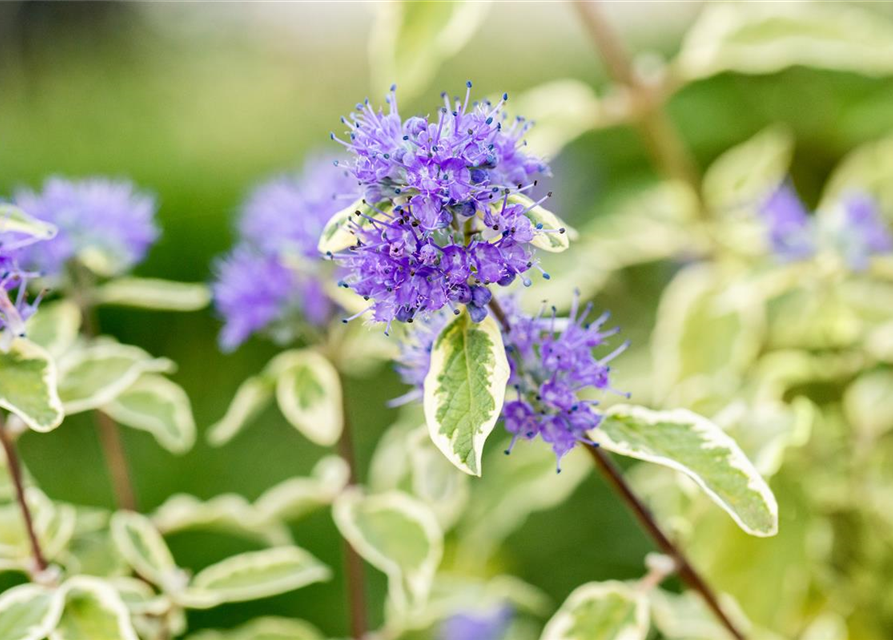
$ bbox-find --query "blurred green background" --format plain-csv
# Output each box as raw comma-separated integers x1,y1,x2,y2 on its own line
3,2,893,636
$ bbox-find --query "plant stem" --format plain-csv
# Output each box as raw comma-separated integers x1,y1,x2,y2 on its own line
336,373,368,639
585,445,746,640
73,266,139,511
95,409,138,511
0,416,48,574
572,0,701,194
487,297,745,640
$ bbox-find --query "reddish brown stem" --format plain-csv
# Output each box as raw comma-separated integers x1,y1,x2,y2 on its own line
95,409,138,511
336,376,368,639
0,417,48,573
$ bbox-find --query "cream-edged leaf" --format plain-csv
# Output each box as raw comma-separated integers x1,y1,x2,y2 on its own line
109,511,184,592
407,426,469,530
0,338,64,432
317,199,383,255
333,488,442,615
0,583,65,640
273,350,343,446
677,3,893,80
103,374,196,454
424,311,509,476
512,79,601,158
52,577,138,640
592,405,778,536
0,204,57,242
254,455,350,523
152,493,292,548
57,342,175,415
206,375,274,446
95,278,211,311
178,547,330,609
541,581,648,640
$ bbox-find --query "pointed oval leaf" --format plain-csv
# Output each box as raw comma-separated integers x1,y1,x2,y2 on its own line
0,338,64,432
180,546,331,609
184,617,324,640
52,577,138,640
274,350,343,446
25,301,82,359
0,583,65,640
424,311,510,476
103,374,196,454
110,511,182,591
207,375,274,446
407,426,469,530
541,581,648,640
58,342,175,415
152,493,291,548
677,3,893,80
819,134,893,216
843,370,893,440
0,204,58,242
512,79,601,158
95,278,211,311
333,488,442,614
509,194,576,253
591,405,778,537
254,455,350,523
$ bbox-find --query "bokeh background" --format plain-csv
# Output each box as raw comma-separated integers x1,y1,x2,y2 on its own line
3,2,893,637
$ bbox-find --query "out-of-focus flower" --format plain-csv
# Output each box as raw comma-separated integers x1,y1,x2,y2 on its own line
14,177,158,278
759,183,815,262
329,83,555,333
213,157,354,350
438,605,513,640
832,191,893,271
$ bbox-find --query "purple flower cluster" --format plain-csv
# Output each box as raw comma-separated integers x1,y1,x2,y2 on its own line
760,183,892,270
213,157,355,351
329,83,554,333
392,294,627,468
439,606,513,640
0,228,46,350
14,178,159,278
501,295,628,469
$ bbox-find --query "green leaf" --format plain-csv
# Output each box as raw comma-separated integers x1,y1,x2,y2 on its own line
254,455,350,523
540,581,649,640
592,404,778,537
178,547,331,609
512,79,601,159
107,577,168,618
0,583,64,640
509,194,575,253
152,493,292,548
317,198,382,256
423,311,510,476
52,577,138,640
0,338,64,432
206,374,274,446
94,278,211,311
333,488,442,615
368,1,491,100
844,370,893,441
272,350,343,447
0,204,57,242
457,442,589,563
676,3,893,80
702,125,793,218
650,589,748,640
25,301,82,359
57,342,175,415
184,617,324,640
109,511,184,592
103,374,196,454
